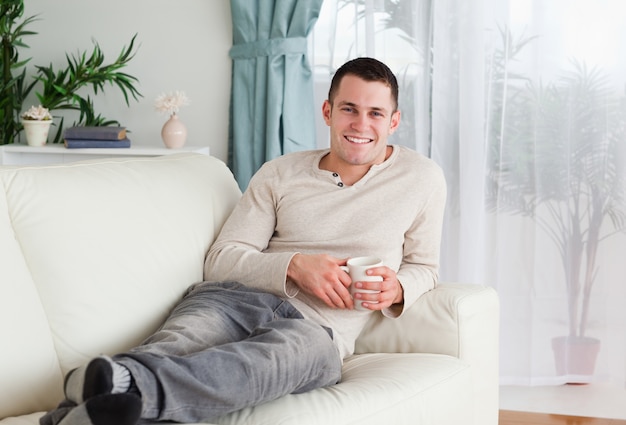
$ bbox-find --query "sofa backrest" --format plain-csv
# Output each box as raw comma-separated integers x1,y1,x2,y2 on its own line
0,153,241,418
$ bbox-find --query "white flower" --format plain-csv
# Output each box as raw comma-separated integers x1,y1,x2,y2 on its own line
21,105,52,121
154,90,190,116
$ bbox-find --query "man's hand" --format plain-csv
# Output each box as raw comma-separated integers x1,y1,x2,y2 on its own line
287,254,353,309
352,266,404,310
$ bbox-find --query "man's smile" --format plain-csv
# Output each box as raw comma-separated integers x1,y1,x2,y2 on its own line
345,135,373,144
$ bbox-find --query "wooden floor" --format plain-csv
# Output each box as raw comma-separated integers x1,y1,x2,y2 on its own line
500,410,626,425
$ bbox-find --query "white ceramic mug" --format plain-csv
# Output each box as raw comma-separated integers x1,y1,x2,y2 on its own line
341,256,383,311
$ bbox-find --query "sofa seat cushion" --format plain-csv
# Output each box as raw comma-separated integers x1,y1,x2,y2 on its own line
0,413,47,425
1,353,471,425
215,353,473,425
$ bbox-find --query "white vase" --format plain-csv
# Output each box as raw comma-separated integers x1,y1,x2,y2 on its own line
161,114,187,148
21,120,53,146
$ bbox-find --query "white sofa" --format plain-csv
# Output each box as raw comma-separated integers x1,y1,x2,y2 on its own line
0,153,499,425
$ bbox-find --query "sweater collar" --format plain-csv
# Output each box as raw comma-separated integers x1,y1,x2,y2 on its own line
314,145,398,187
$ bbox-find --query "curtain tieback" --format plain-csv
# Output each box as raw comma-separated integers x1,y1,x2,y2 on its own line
229,37,308,59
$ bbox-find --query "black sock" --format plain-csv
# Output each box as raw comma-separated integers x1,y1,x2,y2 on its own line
57,393,141,425
83,357,115,401
65,355,132,403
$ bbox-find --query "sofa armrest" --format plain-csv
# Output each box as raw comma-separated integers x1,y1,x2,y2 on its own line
354,282,499,425
355,283,498,356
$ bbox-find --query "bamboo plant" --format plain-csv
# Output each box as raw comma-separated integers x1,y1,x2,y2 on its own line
0,0,37,145
485,28,626,340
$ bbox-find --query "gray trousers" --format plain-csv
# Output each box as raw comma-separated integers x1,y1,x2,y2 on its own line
116,281,342,423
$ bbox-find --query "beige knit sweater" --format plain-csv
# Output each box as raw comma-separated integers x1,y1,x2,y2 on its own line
205,145,447,359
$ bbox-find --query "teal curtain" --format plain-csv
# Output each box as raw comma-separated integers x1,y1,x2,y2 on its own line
228,0,323,190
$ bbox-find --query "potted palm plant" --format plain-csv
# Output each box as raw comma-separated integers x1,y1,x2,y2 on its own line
0,0,141,146
486,30,626,381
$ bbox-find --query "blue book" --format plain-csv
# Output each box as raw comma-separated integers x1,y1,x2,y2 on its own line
64,138,131,149
64,126,127,140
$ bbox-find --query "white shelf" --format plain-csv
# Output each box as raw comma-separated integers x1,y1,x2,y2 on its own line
0,143,210,165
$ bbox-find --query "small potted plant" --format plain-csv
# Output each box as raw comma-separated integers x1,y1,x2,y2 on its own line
20,105,53,147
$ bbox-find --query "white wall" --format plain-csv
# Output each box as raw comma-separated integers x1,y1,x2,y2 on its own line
23,0,233,162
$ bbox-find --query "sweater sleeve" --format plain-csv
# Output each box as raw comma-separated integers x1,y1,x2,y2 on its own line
204,163,296,297
383,161,447,318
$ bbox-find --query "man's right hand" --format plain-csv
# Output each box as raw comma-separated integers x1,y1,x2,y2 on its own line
286,254,354,309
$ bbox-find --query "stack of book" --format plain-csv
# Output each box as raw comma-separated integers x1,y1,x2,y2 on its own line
63,126,130,149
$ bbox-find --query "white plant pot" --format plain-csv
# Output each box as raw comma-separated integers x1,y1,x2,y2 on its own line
551,336,601,383
22,120,53,146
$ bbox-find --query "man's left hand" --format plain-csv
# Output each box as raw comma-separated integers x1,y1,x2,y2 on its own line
353,266,403,310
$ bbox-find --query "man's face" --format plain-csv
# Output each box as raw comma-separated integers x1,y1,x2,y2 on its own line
322,74,401,168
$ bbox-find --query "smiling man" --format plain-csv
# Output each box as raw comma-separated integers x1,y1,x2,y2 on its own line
41,58,447,425
319,63,401,186
205,56,447,411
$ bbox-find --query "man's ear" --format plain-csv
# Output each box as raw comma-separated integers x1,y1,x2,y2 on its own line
322,100,332,125
389,110,401,134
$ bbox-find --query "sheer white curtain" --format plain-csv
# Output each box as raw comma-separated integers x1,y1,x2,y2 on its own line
312,0,626,387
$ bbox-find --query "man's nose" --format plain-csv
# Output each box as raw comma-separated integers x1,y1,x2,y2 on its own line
351,113,369,131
